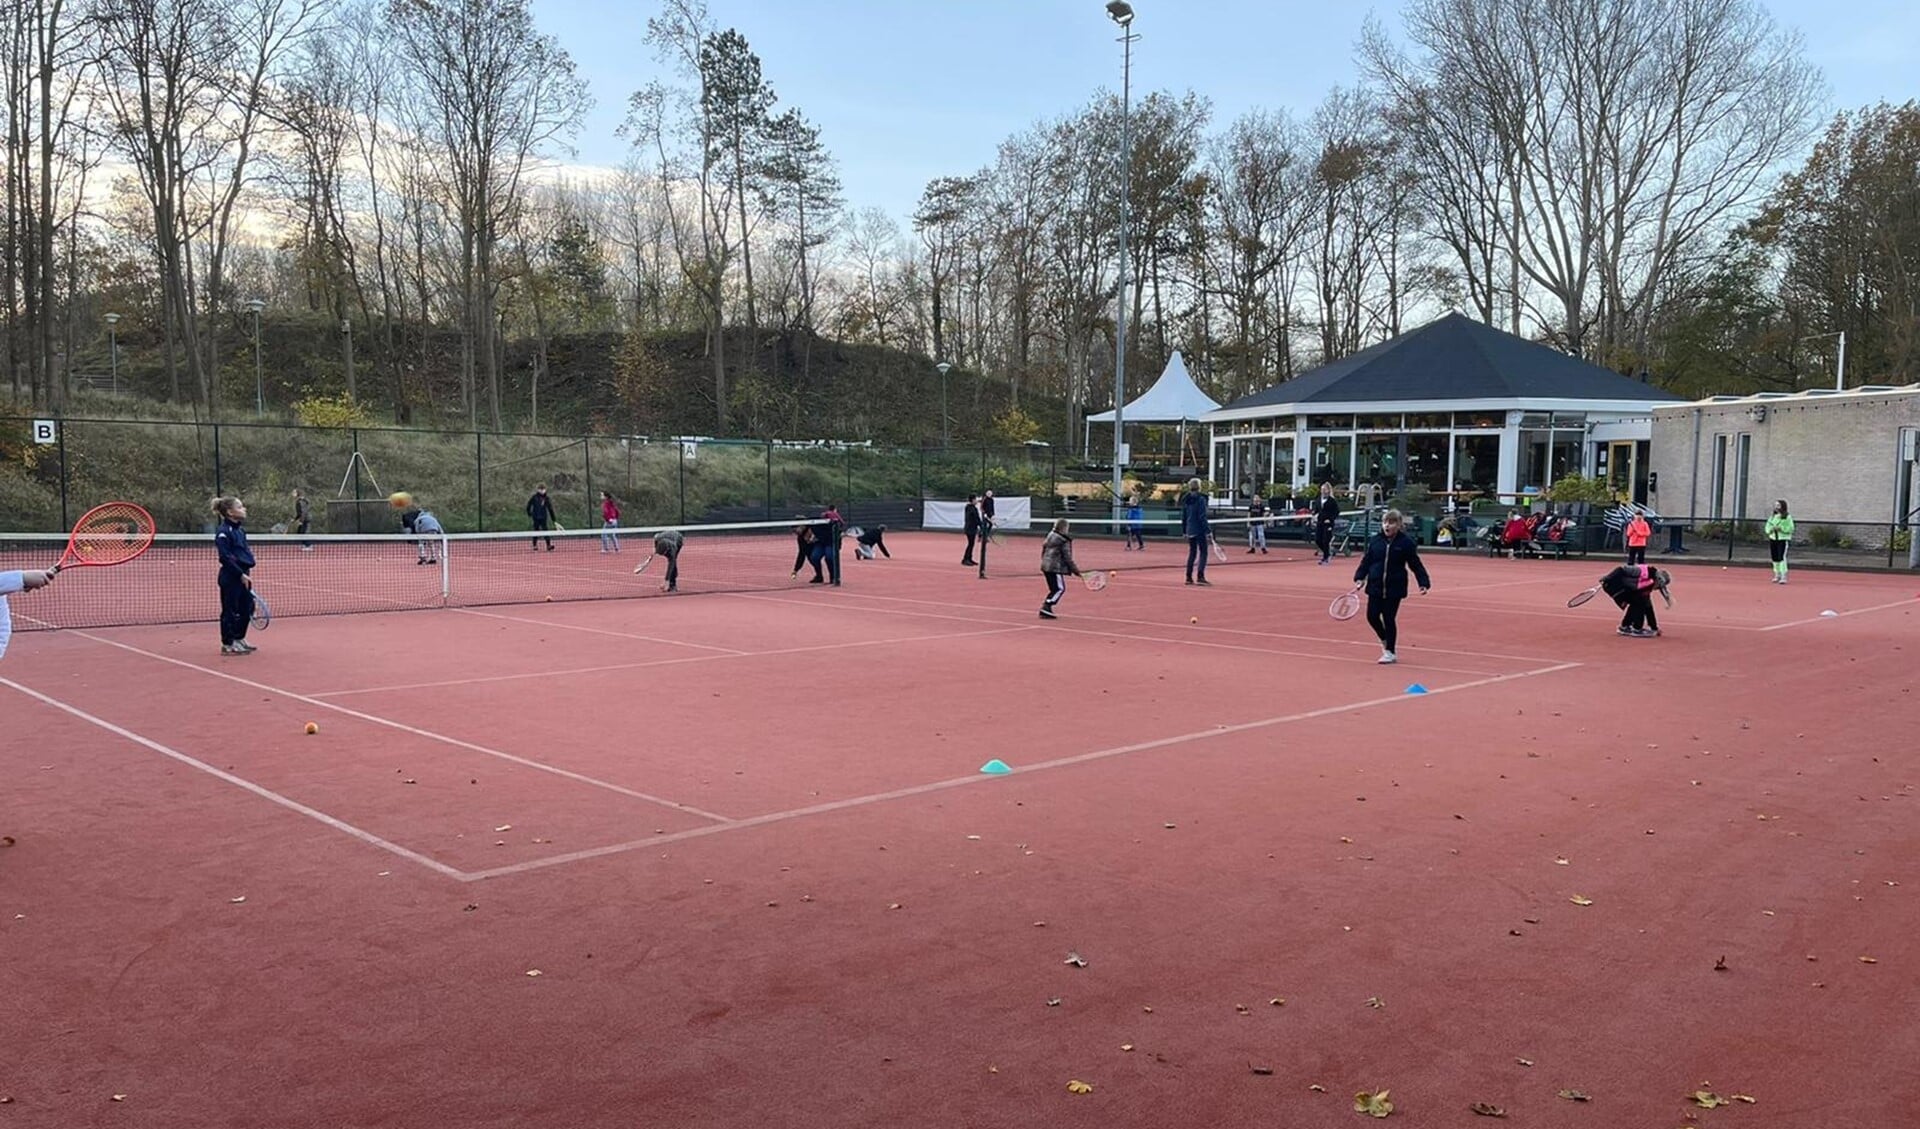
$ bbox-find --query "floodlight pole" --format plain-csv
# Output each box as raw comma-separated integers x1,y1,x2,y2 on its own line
1800,330,1846,391
936,361,952,448
246,298,265,414
1107,1,1136,517
104,313,120,394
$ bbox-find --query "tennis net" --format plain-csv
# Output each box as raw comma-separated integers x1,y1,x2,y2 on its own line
1,518,829,631
976,511,1369,574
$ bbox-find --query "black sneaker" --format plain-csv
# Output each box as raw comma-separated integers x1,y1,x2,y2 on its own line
1039,607,1057,619
1196,578,1211,586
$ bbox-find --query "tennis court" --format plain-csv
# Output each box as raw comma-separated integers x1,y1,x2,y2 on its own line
4,527,1917,1127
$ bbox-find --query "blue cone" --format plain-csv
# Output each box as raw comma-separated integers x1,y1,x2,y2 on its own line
980,759,1013,775
1405,683,1429,695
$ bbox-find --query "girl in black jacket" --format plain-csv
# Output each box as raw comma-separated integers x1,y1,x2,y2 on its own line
1351,508,1430,664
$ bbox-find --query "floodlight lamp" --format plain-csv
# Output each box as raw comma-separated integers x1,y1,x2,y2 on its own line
936,361,952,375
1106,1,1134,26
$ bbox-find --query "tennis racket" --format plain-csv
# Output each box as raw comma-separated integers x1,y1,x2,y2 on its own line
1209,536,1227,562
250,590,272,629
633,554,656,575
270,522,289,534
1329,585,1362,621
1659,587,1673,609
1567,584,1601,608
1081,570,1109,592
47,501,156,575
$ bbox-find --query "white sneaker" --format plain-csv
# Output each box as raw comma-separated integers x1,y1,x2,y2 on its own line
1377,651,1397,664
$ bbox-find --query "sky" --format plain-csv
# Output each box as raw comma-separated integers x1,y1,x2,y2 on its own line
540,0,1920,224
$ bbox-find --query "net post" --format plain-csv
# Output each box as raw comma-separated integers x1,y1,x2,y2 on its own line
56,422,69,531
440,532,451,603
977,519,988,579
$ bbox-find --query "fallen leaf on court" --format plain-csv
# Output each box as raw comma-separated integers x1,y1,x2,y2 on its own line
111,1095,126,1102
1469,1102,1507,1117
1691,1091,1728,1108
1047,998,1061,1007
1558,1089,1592,1102
1366,996,1385,1009
462,903,478,912
494,824,512,832
1163,822,1177,829
1066,1080,1093,1094
229,896,246,904
965,834,980,840
1310,1084,1327,1093
1340,836,1353,843
1858,956,1878,963
1714,955,1728,971
1249,1064,1274,1075
887,903,902,910
1032,921,1046,927
402,778,416,785
1570,895,1594,906
1065,951,1088,967
1732,1094,1757,1103
987,1065,998,1074
1516,1058,1534,1067
1353,1089,1394,1117
1270,997,1286,1006
1120,1044,1133,1052
525,969,542,977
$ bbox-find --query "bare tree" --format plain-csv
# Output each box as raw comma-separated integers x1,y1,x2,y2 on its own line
387,0,590,429
1367,0,1821,361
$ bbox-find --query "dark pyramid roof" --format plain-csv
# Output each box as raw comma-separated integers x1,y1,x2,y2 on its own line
1215,313,1685,411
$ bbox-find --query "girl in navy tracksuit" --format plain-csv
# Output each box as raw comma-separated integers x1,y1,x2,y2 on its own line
1352,508,1430,664
213,496,257,654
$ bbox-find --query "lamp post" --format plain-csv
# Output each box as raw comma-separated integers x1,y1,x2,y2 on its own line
103,313,120,394
342,318,355,401
245,299,265,414
1105,0,1136,517
936,361,952,448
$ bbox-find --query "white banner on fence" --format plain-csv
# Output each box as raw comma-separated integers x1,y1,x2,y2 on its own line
922,496,1033,531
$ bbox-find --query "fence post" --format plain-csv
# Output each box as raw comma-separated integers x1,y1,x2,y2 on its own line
845,445,852,509
1050,444,1058,504
917,447,925,505
350,428,361,507
678,442,687,524
475,431,485,532
213,423,224,497
979,446,987,493
765,440,773,519
56,422,69,531
583,437,593,528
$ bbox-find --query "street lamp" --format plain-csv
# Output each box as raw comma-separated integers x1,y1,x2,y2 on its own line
103,313,120,394
1799,330,1846,391
1106,0,1137,517
246,298,265,414
936,361,952,448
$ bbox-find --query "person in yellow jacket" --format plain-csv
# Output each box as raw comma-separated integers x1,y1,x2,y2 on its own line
1624,509,1651,565
1765,499,1794,584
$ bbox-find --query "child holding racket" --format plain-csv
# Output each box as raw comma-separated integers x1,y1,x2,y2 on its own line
644,528,684,592
0,568,55,662
1599,564,1670,636
1039,518,1081,619
1352,508,1430,664
213,496,257,655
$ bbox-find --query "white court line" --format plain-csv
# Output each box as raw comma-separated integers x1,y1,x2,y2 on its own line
1759,596,1920,632
310,625,1039,697
0,676,467,880
464,660,1583,881
747,586,1561,667
59,630,736,823
449,606,748,654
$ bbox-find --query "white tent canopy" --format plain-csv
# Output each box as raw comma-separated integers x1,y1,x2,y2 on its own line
1086,351,1220,424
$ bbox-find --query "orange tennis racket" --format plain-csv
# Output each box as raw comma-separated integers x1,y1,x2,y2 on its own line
48,502,156,574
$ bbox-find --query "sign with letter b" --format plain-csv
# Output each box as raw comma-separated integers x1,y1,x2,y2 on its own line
31,419,57,444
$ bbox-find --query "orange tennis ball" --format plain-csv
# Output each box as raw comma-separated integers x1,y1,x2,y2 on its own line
1190,616,1199,624
304,722,318,735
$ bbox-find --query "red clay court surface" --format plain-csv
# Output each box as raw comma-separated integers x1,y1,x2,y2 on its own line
4,533,1917,1128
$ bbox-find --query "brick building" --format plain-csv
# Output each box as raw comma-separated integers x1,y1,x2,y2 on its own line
1649,385,1920,530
